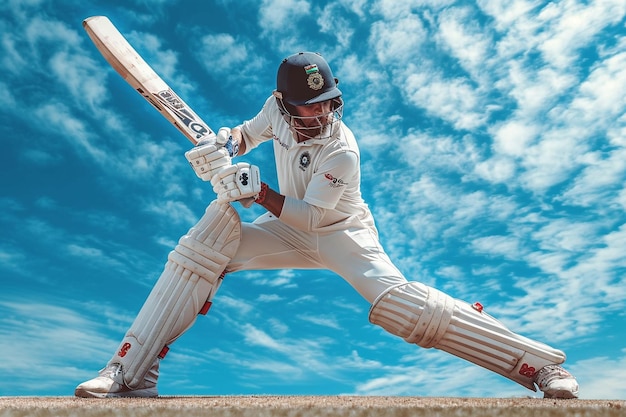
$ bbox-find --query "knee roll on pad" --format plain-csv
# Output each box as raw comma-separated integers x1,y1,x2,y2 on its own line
369,282,566,390
110,201,241,389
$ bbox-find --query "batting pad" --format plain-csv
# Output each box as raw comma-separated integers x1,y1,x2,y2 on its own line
369,282,566,390
110,201,241,389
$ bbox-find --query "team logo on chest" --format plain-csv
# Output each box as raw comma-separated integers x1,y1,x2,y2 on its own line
299,151,311,171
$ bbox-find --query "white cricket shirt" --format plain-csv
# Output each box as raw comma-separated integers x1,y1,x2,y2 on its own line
240,96,376,233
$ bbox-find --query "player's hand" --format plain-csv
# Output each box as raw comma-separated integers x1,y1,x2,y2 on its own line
185,140,231,181
211,163,261,204
215,127,240,158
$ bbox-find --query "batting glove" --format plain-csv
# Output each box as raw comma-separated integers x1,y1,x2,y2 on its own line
185,141,231,182
211,163,261,204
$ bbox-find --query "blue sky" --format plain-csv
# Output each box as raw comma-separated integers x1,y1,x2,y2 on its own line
1,0,625,400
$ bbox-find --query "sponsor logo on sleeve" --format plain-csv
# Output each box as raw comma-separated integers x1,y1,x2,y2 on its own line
324,173,348,188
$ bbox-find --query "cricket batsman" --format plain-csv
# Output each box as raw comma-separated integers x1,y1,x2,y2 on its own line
75,52,579,399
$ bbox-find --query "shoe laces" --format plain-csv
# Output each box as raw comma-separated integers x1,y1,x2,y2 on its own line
534,365,575,389
100,363,124,382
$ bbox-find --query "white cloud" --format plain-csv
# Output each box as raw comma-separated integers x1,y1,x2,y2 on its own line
574,352,626,399
317,4,355,49
506,62,578,116
471,234,522,260
353,349,522,397
195,33,268,98
563,51,626,129
0,300,122,393
334,0,368,19
197,33,250,73
532,219,600,253
0,32,28,75
419,77,483,129
373,0,455,20
537,0,626,69
297,314,342,330
560,147,626,208
127,31,179,78
257,293,285,302
144,199,198,225
34,102,108,161
258,0,311,36
474,156,517,183
436,6,492,78
0,246,26,273
370,15,426,64
491,119,539,157
403,131,481,173
217,295,255,316
477,0,538,31
23,16,82,49
518,130,589,193
0,82,16,110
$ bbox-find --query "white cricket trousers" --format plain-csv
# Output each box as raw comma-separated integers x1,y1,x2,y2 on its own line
225,212,408,303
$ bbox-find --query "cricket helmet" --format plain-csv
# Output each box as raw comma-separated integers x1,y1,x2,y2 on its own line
276,52,342,106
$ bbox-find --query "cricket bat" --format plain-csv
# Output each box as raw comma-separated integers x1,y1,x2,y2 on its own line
83,15,214,145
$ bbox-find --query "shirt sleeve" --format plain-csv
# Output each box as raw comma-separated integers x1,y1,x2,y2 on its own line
303,150,359,210
278,197,326,232
279,150,359,231
239,96,275,154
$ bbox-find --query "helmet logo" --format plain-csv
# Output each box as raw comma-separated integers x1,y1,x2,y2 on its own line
305,64,324,91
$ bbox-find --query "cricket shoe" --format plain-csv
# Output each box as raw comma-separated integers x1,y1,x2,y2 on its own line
75,362,158,398
534,365,579,399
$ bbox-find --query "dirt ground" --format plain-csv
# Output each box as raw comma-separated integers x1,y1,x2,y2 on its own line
0,396,624,417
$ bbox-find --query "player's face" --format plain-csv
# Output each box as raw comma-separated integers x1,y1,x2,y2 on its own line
282,97,342,142
294,100,333,128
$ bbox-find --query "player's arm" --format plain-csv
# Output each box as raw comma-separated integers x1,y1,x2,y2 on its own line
254,183,285,217
254,182,324,230
259,151,358,231
210,150,355,228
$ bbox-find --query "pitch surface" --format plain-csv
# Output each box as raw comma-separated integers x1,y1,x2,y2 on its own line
1,396,624,417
